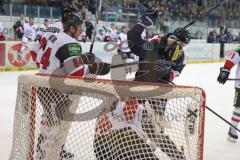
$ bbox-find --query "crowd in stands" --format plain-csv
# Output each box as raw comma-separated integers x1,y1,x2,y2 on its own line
207,26,240,43
8,0,86,8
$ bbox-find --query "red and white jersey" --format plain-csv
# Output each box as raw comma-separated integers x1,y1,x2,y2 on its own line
37,32,85,76
23,23,38,40
31,24,48,60
36,23,48,38
224,49,240,88
36,21,63,66
95,99,148,139
119,32,131,52
42,21,63,40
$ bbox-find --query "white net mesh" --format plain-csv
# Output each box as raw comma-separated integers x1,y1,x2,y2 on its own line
9,74,205,160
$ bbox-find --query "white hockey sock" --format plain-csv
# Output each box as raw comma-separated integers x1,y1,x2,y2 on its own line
231,107,240,129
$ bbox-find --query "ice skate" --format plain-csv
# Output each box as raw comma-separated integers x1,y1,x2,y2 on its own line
228,127,238,143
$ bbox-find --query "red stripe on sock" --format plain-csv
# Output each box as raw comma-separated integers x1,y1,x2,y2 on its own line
232,117,240,122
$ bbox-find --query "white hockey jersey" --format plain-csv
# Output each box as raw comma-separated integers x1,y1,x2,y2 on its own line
23,23,38,40
36,23,48,38
95,99,145,137
36,21,63,66
37,32,85,76
119,32,131,52
224,48,240,88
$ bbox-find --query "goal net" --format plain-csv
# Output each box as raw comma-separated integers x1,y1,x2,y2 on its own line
9,74,205,160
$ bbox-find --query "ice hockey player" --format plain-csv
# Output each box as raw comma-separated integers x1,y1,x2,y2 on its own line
30,18,49,61
34,4,80,67
93,7,190,160
118,25,135,74
36,12,110,160
18,17,38,61
217,47,240,143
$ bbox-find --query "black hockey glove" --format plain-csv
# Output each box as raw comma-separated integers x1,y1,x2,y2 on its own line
80,52,95,64
217,67,230,84
89,62,110,75
140,7,159,26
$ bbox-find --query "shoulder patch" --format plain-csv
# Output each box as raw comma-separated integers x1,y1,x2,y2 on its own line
67,44,82,56
235,47,240,54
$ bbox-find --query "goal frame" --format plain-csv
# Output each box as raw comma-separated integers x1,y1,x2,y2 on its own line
10,74,206,160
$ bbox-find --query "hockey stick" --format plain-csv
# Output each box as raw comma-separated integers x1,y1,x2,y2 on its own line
176,0,229,34
110,61,139,69
89,0,102,53
206,106,240,133
228,78,240,81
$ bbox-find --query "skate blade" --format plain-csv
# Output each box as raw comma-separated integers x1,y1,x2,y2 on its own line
227,136,237,143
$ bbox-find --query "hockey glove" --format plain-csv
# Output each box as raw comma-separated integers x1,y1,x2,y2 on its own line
80,53,95,64
89,62,110,75
140,7,159,26
217,67,230,84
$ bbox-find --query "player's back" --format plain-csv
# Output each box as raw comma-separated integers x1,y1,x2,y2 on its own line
42,21,63,40
38,32,80,75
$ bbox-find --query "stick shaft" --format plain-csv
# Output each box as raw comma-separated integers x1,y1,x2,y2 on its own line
228,78,240,81
177,0,228,33
89,0,102,53
111,61,139,69
206,106,240,133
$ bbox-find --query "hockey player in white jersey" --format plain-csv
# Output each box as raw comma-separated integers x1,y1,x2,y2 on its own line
31,19,49,61
217,47,240,143
18,17,38,61
36,11,110,160
118,25,135,74
34,4,79,67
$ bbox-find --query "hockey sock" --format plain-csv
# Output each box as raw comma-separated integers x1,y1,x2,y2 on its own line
231,107,240,132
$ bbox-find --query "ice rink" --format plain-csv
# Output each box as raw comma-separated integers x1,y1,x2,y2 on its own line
1,62,240,160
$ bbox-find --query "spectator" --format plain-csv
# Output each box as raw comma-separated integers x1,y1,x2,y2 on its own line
95,29,105,42
85,16,94,40
234,32,240,43
207,31,217,43
0,22,5,41
218,26,228,58
88,0,97,14
13,14,26,40
225,27,234,43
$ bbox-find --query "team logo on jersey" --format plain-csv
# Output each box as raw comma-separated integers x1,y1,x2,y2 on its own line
8,44,31,67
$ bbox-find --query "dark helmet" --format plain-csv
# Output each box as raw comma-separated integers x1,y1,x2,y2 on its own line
63,12,83,32
173,27,191,44
61,4,80,22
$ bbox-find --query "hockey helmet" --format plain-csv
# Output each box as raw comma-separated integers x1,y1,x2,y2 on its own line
61,4,80,22
172,27,191,44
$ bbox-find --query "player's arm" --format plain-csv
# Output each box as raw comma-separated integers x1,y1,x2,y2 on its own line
169,42,185,81
217,48,240,84
55,43,110,76
127,7,159,56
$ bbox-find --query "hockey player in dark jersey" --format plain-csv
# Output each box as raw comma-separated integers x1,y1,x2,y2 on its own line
127,6,191,159
93,7,190,160
128,7,190,84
